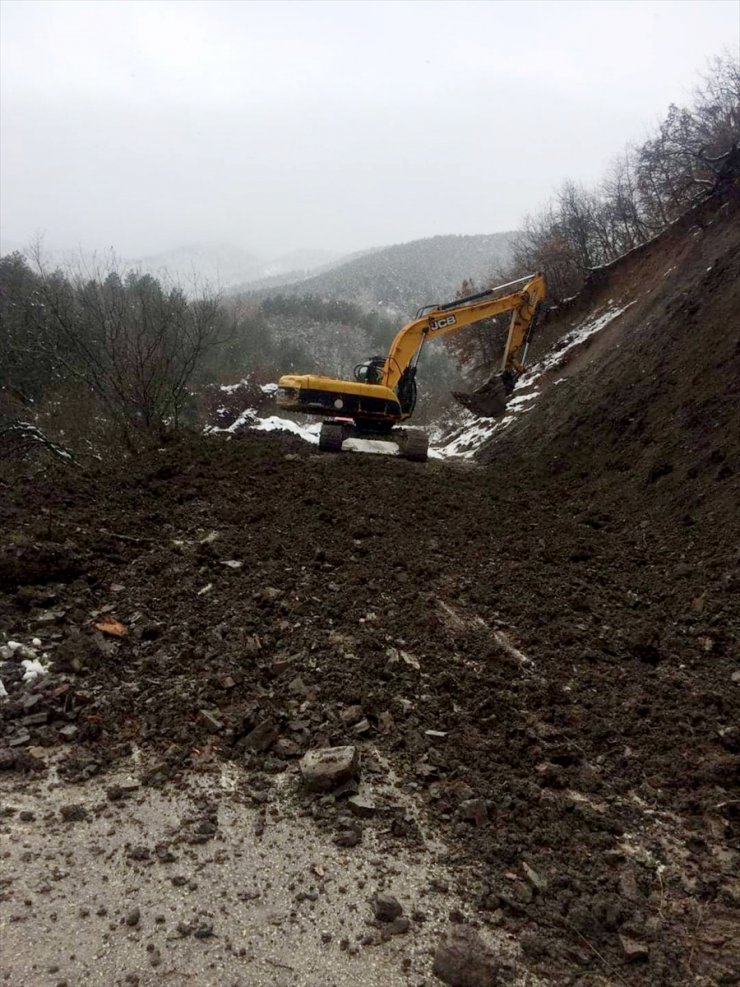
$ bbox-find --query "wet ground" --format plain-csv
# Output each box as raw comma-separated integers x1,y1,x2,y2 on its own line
1,750,534,987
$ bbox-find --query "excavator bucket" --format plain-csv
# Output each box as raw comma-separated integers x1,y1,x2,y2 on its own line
451,374,510,418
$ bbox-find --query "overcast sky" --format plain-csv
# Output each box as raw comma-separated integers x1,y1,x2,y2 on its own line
1,0,738,259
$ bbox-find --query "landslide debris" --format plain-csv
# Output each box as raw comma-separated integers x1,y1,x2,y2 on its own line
1,188,739,986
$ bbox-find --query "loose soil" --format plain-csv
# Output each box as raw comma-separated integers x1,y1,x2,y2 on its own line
1,189,738,986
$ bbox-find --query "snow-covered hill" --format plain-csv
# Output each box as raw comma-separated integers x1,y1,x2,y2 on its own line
235,232,517,316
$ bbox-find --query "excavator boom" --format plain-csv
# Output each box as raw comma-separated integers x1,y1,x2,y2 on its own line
382,272,545,390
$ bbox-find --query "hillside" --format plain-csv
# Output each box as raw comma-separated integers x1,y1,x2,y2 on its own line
236,231,517,316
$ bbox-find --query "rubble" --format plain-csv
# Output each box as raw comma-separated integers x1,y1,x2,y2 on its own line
620,935,650,963
372,893,403,922
433,923,499,987
299,746,359,791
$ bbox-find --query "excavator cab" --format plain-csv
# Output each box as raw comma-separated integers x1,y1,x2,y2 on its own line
353,356,386,385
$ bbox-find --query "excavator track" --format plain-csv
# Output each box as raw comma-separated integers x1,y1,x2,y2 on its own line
398,429,429,462
317,421,429,462
318,422,344,452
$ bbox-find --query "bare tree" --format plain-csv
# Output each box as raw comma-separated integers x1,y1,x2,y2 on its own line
23,248,231,450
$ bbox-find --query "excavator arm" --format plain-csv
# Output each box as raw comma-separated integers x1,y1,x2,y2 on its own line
382,274,545,415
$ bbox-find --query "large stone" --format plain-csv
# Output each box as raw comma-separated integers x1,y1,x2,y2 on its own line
459,799,488,826
372,893,403,922
521,861,548,893
619,935,649,963
347,794,376,818
244,720,278,752
340,705,365,726
198,710,223,734
299,746,359,791
433,924,499,987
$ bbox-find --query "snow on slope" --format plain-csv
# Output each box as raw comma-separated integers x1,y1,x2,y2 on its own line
434,301,636,459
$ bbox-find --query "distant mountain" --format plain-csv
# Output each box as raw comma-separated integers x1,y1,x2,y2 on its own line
0,241,345,293
121,244,349,292
127,244,266,291
234,232,518,316
262,248,341,277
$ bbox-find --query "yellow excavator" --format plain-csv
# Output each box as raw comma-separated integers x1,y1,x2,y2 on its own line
276,272,545,462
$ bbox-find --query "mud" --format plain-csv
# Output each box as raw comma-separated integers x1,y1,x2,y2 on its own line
1,190,739,986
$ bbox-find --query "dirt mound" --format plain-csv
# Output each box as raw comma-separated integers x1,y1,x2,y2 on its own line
1,192,739,986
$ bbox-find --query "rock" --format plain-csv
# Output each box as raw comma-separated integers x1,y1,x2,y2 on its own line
0,749,16,770
459,799,488,826
22,711,49,727
389,916,411,935
619,935,649,963
288,676,310,696
299,746,359,791
244,720,279,752
20,810,35,822
522,861,548,893
243,635,261,655
273,738,302,758
198,710,223,733
433,924,500,987
619,868,639,900
270,657,294,677
60,804,88,822
347,794,376,818
260,587,283,603
58,725,79,741
193,923,214,939
731,670,740,683
372,893,403,922
334,827,362,848
107,781,139,801
340,705,365,726
125,907,140,927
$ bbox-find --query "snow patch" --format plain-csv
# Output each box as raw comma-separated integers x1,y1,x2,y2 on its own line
251,416,321,444
22,658,48,684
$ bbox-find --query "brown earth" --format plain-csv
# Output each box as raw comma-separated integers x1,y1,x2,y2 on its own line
1,189,739,986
